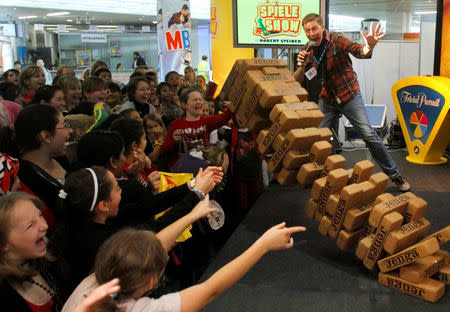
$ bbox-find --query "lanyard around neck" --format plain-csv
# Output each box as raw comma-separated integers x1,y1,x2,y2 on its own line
313,41,329,67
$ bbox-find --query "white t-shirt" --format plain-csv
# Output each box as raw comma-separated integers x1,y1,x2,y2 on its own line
62,274,181,312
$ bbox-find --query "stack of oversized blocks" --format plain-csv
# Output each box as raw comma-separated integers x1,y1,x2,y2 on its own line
308,159,449,302
220,58,333,186
221,58,449,302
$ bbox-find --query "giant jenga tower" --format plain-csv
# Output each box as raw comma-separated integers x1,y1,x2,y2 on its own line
221,58,449,303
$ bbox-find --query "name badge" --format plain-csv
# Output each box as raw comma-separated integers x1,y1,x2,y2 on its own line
305,67,317,80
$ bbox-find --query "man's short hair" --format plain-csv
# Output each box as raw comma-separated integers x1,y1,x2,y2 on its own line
302,13,323,27
202,55,208,61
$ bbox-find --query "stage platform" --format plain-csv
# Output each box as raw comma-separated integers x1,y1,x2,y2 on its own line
201,149,450,312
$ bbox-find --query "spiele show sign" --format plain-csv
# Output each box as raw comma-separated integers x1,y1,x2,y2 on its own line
157,0,192,77
234,0,320,47
392,76,450,164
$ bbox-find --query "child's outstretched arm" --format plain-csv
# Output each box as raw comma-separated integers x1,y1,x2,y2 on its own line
179,222,306,312
155,193,215,252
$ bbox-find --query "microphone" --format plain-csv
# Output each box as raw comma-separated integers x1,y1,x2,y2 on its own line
297,41,314,67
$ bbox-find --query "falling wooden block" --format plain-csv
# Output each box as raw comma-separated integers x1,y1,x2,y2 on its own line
308,141,332,165
272,133,286,151
363,212,404,270
328,184,364,239
306,198,318,219
318,215,333,236
368,192,416,228
378,272,445,303
311,177,327,201
325,194,340,216
348,160,375,184
282,151,310,169
268,129,309,172
420,225,450,245
368,172,389,200
269,101,319,122
320,154,346,177
277,167,299,185
315,168,349,218
356,235,374,260
437,264,450,285
297,162,324,189
399,253,448,283
383,218,431,254
403,197,427,223
337,227,365,250
259,80,308,109
378,237,440,273
258,110,305,155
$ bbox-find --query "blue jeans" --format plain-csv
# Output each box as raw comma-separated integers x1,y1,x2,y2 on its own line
318,92,400,179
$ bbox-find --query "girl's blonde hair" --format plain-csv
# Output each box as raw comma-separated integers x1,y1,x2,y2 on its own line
93,228,167,312
18,65,43,94
199,145,227,166
0,192,48,279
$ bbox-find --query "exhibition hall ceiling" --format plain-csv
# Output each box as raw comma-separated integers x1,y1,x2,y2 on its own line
0,1,438,30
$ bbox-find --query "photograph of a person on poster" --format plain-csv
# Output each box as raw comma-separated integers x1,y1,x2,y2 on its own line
168,4,191,29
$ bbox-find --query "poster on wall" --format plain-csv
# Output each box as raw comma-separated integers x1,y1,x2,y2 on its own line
110,40,122,57
233,0,321,47
75,50,92,68
157,0,192,77
441,0,450,78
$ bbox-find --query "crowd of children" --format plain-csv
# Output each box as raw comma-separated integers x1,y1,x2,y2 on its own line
0,60,306,311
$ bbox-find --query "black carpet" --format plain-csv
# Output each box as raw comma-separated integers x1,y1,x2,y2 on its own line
201,149,450,312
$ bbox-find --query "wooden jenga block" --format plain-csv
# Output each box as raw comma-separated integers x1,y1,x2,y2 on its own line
357,181,376,206
282,151,309,169
337,227,365,250
269,101,319,122
383,218,431,254
272,133,286,151
297,163,324,189
421,225,450,245
308,141,332,165
325,194,340,216
378,272,445,303
356,235,374,260
268,129,308,172
280,94,301,103
296,110,324,128
374,193,394,205
315,168,349,217
318,127,333,141
219,60,243,102
328,184,364,239
348,160,375,184
237,85,265,124
256,129,269,147
306,198,318,219
311,177,326,201
434,249,450,263
319,215,332,236
437,264,450,285
403,197,427,223
343,203,373,232
368,192,416,228
223,58,286,101
368,172,389,200
348,193,393,234
259,80,308,109
363,212,404,270
378,238,440,273
277,168,298,185
320,154,346,177
247,114,270,132
258,110,305,155
235,67,295,113
399,253,448,283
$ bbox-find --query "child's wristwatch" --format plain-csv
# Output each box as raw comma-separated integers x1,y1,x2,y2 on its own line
191,188,206,200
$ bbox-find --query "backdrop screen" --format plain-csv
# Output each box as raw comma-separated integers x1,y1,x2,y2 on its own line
233,0,321,47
